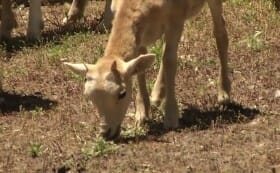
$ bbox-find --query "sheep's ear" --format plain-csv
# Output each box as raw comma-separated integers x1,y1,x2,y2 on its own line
63,62,91,76
123,54,155,77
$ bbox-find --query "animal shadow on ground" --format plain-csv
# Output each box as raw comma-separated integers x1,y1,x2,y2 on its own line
0,17,102,59
0,91,57,114
117,102,260,143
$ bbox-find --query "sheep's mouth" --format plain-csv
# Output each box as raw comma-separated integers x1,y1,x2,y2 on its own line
100,124,121,141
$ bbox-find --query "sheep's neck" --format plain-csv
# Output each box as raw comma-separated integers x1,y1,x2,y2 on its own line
104,8,140,60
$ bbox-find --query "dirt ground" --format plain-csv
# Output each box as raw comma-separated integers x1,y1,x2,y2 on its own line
0,0,279,172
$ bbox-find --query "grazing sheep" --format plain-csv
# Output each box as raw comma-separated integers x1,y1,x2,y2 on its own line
64,0,231,140
0,0,113,41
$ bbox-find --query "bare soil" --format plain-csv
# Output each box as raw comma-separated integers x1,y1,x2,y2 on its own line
0,0,279,172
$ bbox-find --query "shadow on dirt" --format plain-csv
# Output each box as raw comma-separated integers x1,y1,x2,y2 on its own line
179,102,260,129
0,91,57,113
117,102,260,143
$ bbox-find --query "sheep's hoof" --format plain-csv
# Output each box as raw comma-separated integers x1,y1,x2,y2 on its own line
135,114,146,127
218,91,230,105
164,107,179,130
164,118,179,130
62,13,84,26
62,16,72,26
150,95,166,108
151,98,161,107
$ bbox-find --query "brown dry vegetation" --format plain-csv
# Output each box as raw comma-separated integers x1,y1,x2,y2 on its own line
0,0,279,172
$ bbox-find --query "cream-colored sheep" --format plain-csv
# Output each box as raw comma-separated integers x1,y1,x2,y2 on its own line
64,0,231,140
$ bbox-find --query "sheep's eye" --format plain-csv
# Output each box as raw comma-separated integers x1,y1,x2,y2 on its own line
118,89,126,100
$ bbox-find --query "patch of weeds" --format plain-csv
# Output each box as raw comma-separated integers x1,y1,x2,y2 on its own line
146,79,154,93
148,38,164,69
96,44,104,58
28,142,44,158
122,125,147,139
47,44,69,64
81,137,119,158
63,157,75,170
78,121,89,130
203,58,216,67
267,4,280,25
179,55,216,70
29,107,44,117
242,9,256,23
240,31,265,52
47,32,92,65
246,31,265,51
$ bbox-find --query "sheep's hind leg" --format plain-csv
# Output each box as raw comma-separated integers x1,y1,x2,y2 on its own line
0,0,17,40
208,0,231,104
62,0,88,25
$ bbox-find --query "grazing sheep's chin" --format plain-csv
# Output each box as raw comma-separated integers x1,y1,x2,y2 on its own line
83,93,92,102
87,100,94,105
99,118,121,140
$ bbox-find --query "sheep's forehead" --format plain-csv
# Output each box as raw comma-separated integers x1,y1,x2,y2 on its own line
87,67,115,82
86,62,121,92
86,60,112,78
88,58,124,80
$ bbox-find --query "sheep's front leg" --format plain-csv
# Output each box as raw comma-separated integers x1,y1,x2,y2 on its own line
27,0,43,41
135,73,150,125
0,0,17,40
135,48,150,125
208,0,231,104
161,22,184,129
62,0,88,24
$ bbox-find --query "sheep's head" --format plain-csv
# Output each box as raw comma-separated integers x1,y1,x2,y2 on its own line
64,54,155,140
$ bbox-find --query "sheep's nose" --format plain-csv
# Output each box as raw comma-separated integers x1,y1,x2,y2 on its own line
83,91,90,99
